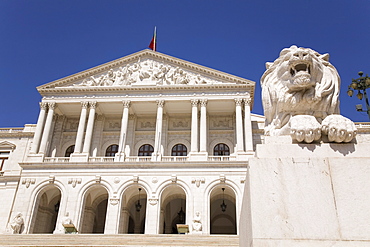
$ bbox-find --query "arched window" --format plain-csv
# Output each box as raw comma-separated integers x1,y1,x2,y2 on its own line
105,144,119,157
138,144,154,156
171,144,187,156
65,145,75,157
213,143,230,156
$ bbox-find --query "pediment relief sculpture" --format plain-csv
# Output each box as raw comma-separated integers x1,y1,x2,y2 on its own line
69,59,232,88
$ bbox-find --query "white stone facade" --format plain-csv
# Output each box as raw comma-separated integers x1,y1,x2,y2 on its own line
1,49,370,247
0,50,261,236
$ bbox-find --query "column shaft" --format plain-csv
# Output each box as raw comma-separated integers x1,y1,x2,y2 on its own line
74,102,88,153
82,102,96,154
199,99,207,153
38,102,55,154
153,100,164,158
190,99,199,153
244,98,254,151
235,98,245,152
118,101,130,155
30,102,48,154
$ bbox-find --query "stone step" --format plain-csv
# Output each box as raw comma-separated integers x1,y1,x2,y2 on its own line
1,234,239,246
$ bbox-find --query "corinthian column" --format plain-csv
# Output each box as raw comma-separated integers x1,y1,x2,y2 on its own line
30,102,48,154
244,97,254,152
190,99,199,153
82,101,96,154
38,102,56,154
153,100,164,161
117,100,130,160
199,99,207,153
74,102,88,153
235,98,245,152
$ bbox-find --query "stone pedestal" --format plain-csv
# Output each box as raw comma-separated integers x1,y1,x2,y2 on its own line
188,152,208,161
240,140,370,246
69,153,89,162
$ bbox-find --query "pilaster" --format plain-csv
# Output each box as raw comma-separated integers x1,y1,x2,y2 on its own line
145,198,160,234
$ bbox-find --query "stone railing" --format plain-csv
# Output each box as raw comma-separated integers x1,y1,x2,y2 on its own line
125,156,152,162
0,128,24,133
88,157,115,162
208,156,230,161
44,157,71,163
40,155,232,163
162,156,188,162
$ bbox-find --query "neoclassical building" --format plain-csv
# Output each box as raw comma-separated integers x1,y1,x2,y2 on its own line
0,50,265,236
2,49,370,247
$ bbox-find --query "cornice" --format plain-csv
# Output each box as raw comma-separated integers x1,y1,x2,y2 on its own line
19,161,248,170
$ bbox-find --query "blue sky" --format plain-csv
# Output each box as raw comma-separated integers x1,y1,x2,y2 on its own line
0,1,369,127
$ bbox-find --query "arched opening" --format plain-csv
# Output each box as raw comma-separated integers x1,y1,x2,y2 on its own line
118,185,147,234
213,143,230,156
30,185,61,234
171,144,187,156
138,144,154,156
210,186,237,235
105,144,119,157
80,185,108,233
65,145,75,157
159,185,186,234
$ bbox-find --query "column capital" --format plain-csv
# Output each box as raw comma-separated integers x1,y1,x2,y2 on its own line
129,114,136,120
235,98,243,106
89,101,97,109
123,100,131,108
81,101,89,109
39,102,48,110
200,99,207,107
191,99,199,106
156,99,165,107
244,97,252,106
48,102,56,110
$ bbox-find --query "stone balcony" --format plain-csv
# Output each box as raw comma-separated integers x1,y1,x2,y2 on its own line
41,155,232,163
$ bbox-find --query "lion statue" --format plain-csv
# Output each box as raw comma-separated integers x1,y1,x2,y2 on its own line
261,45,356,143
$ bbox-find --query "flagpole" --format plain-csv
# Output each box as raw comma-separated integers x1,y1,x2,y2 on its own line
154,26,157,51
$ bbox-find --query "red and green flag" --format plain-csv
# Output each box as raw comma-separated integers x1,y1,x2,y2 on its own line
149,26,157,51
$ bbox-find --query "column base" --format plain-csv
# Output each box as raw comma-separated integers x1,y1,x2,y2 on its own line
70,153,89,162
151,153,162,162
114,152,125,162
188,152,208,161
27,153,45,162
232,151,254,161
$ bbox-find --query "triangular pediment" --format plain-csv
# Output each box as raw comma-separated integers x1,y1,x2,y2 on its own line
37,49,254,93
0,141,16,150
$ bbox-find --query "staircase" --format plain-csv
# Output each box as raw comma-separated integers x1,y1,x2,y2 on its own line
1,234,239,246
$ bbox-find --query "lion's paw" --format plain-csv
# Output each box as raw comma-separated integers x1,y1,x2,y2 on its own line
289,115,321,143
322,115,357,143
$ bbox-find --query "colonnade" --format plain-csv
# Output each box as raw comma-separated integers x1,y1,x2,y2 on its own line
29,97,254,159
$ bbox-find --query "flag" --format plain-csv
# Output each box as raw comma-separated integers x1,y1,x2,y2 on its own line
149,27,157,51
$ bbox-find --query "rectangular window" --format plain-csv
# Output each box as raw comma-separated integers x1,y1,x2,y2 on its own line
0,151,10,171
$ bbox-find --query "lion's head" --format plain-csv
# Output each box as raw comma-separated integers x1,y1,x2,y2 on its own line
261,45,340,136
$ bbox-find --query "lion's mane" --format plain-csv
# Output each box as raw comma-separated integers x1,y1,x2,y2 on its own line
261,45,340,136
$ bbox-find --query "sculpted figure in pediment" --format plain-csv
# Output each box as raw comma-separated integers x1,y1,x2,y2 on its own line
153,64,168,85
101,69,116,86
72,57,226,87
127,62,140,85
